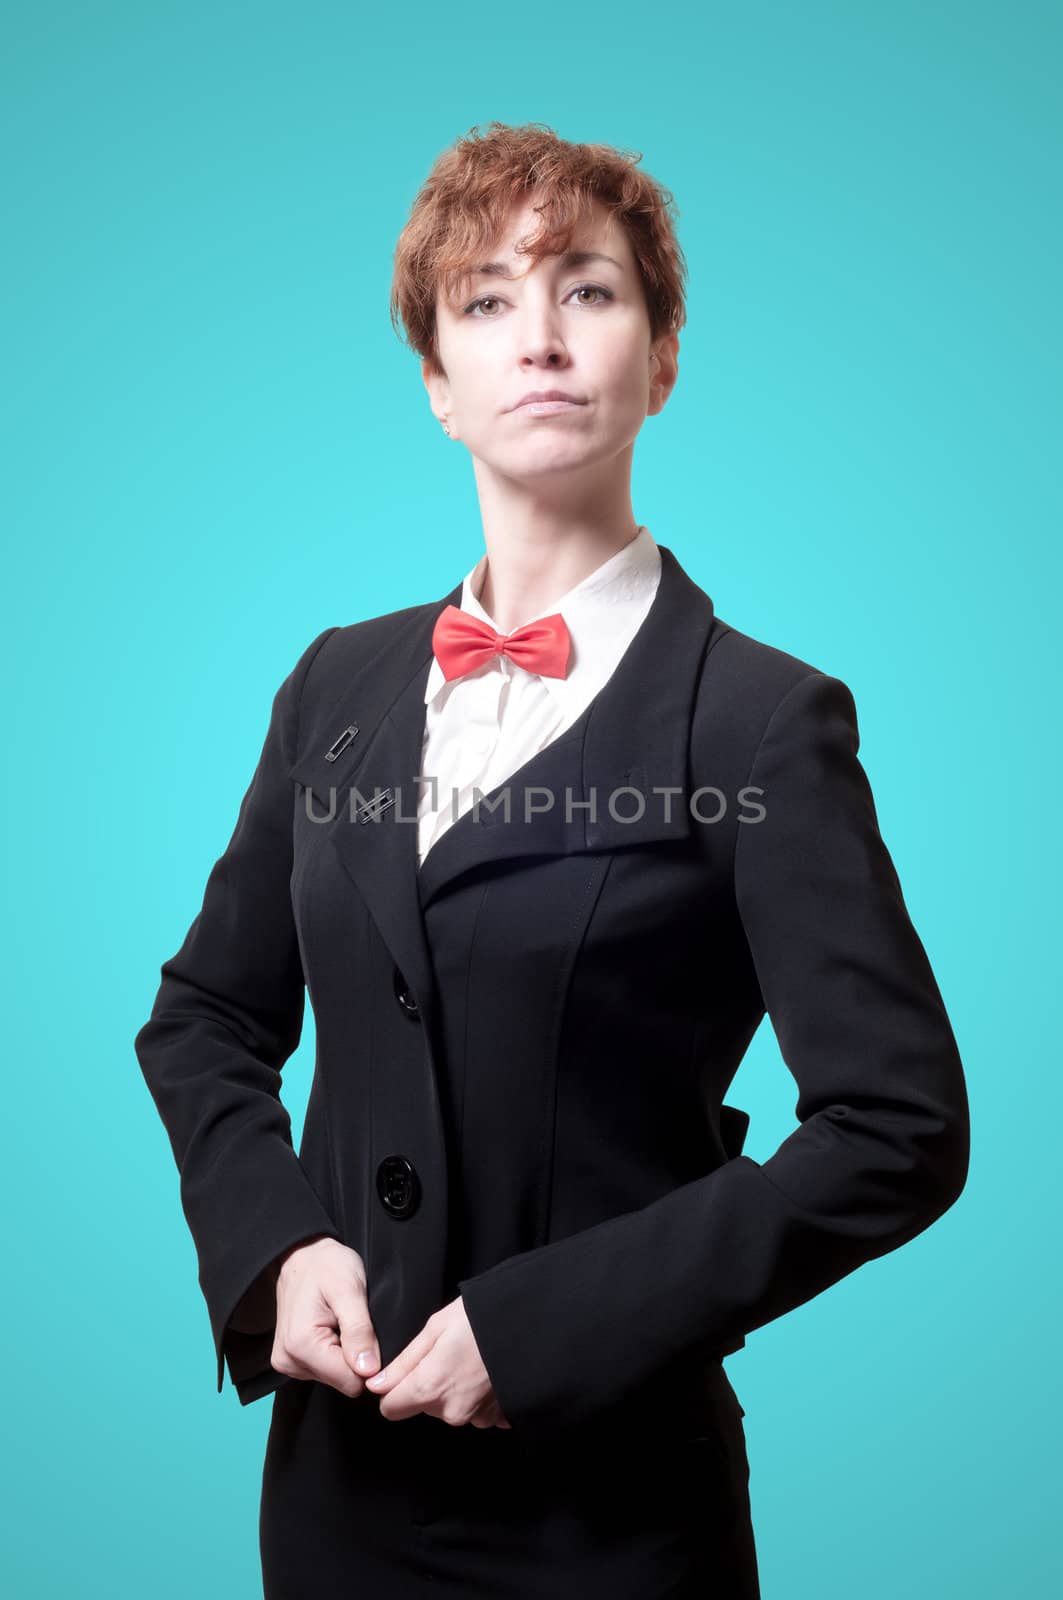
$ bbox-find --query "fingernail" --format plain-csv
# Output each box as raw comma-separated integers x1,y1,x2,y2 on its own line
356,1350,373,1372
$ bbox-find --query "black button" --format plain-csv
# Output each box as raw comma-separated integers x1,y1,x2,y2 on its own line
392,966,420,1019
376,1155,421,1219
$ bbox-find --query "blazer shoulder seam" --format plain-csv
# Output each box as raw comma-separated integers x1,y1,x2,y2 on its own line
293,626,342,767
729,668,824,880
704,620,733,659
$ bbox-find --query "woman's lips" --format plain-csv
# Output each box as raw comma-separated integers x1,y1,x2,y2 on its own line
513,399,587,415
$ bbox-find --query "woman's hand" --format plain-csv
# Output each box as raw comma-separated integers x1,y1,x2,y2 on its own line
270,1235,384,1398
365,1295,511,1428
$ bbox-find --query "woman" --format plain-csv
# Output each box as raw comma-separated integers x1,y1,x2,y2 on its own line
135,121,970,1598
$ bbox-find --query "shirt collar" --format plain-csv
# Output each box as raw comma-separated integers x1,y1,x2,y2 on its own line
424,525,662,712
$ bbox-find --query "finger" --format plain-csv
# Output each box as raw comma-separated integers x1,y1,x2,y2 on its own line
467,1394,497,1429
329,1289,381,1378
469,1396,511,1429
271,1321,326,1383
272,1334,361,1397
291,1323,369,1398
365,1319,437,1395
270,1347,318,1382
376,1363,436,1423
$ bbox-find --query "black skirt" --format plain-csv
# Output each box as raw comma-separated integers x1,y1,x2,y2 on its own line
259,1361,760,1598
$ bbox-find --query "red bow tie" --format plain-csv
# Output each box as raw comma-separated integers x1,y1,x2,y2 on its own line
431,604,572,683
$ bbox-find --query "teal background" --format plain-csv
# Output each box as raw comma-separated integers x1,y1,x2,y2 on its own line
3,1,1059,1594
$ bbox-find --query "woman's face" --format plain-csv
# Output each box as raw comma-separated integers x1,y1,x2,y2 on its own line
423,192,678,484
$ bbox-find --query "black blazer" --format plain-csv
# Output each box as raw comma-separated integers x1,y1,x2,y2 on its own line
134,543,969,1441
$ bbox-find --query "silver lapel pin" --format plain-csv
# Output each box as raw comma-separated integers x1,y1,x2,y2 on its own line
325,724,359,762
358,789,395,823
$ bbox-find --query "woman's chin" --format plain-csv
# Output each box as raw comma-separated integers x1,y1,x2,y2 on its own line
484,441,612,483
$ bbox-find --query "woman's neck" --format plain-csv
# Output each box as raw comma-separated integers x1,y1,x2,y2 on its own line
469,450,642,631
476,522,641,631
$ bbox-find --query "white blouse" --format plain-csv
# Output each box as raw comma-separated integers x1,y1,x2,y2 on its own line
417,525,663,866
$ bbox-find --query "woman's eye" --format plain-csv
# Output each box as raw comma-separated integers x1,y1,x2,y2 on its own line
572,284,612,307
462,284,614,317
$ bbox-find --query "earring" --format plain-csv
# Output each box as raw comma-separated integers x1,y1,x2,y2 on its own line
441,418,451,437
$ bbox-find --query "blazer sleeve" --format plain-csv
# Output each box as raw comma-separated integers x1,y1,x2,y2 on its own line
457,670,971,1438
134,626,345,1403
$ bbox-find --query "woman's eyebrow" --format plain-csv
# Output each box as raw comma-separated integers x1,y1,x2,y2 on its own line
469,250,623,281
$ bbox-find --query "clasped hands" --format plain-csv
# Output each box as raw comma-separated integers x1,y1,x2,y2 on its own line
268,1235,511,1429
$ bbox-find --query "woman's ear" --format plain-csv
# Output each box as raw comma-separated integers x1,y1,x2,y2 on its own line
421,356,453,433
649,334,680,414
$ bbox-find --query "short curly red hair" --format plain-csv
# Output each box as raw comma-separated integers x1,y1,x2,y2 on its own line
390,121,688,376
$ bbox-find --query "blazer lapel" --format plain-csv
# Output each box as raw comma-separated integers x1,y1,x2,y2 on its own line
286,544,716,1017
286,580,459,1032
416,543,717,905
